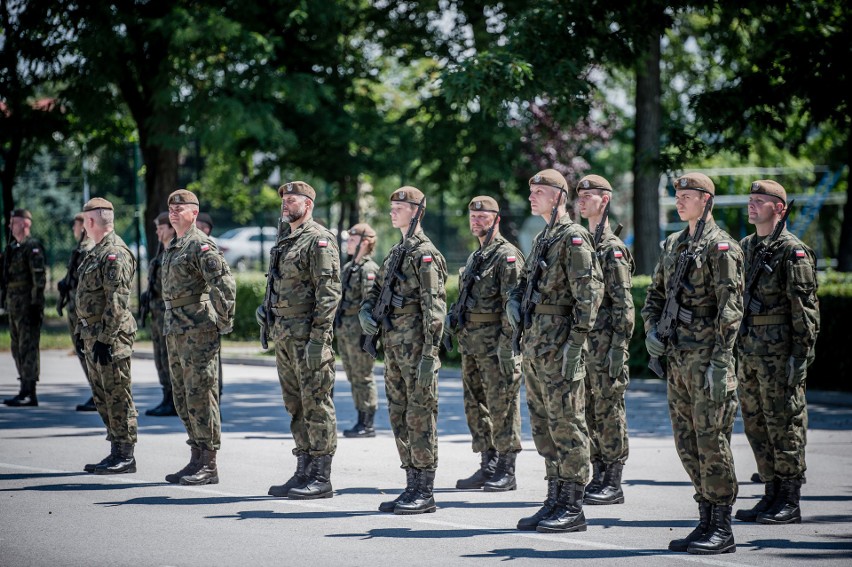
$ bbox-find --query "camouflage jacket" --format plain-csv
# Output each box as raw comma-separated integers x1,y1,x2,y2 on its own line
74,231,137,353
2,235,46,308
67,238,95,312
508,214,603,352
593,226,635,352
738,229,820,358
642,219,744,365
161,224,236,336
270,219,341,344
364,230,448,354
338,254,379,322
456,235,525,355
148,246,166,315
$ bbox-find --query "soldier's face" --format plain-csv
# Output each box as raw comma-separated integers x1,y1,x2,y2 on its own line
390,202,415,229
10,217,29,241
576,189,605,219
281,195,307,223
72,220,84,240
156,222,175,245
169,204,198,232
674,190,707,221
346,233,362,255
469,211,496,237
529,184,560,217
747,194,784,225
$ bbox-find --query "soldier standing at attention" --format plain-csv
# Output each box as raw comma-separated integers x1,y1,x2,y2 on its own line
2,209,46,407
144,212,178,417
450,196,525,492
360,186,447,515
75,198,139,474
262,182,341,500
735,180,819,525
506,169,603,533
643,173,743,555
161,189,235,486
57,213,96,412
575,175,635,506
337,223,380,438
195,212,214,236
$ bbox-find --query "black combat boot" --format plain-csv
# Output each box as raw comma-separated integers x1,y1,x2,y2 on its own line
4,382,37,407
757,478,802,524
268,453,311,497
180,448,218,485
85,442,118,473
483,452,517,492
343,410,376,438
95,442,136,475
146,388,177,416
379,468,417,512
165,446,202,484
584,461,625,505
688,504,736,554
394,469,437,515
288,455,334,499
536,482,587,533
585,460,605,496
456,449,498,489
669,499,712,551
517,478,561,531
76,396,97,412
735,479,779,522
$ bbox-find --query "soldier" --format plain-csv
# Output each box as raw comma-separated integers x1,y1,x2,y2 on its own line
575,175,635,505
735,180,819,525
261,181,341,500
2,209,46,407
143,212,178,416
337,223,380,438
161,189,236,486
506,169,603,533
450,196,525,492
360,186,447,514
643,173,743,555
57,213,97,411
75,198,139,474
195,212,214,236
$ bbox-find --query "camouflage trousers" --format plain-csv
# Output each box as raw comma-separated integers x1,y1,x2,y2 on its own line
66,306,89,381
584,329,630,465
383,339,439,470
167,330,221,451
9,305,41,383
667,348,739,505
150,306,172,390
337,315,378,412
84,340,138,444
738,354,807,481
275,336,337,457
523,345,589,484
460,350,522,454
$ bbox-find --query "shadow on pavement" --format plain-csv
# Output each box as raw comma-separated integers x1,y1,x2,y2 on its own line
746,537,852,556
206,509,377,521
328,527,515,540
460,548,664,560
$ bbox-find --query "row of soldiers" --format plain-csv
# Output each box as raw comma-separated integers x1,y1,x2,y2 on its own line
1,169,818,556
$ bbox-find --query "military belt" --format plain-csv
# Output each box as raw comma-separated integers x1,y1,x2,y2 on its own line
466,312,502,323
533,304,572,316
163,293,209,309
6,281,28,289
271,303,314,317
390,304,421,315
79,315,102,328
677,305,717,324
342,307,361,316
747,314,790,326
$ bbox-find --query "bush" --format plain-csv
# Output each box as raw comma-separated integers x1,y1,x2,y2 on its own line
232,273,266,341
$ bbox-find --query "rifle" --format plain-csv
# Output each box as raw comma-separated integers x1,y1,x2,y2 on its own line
334,260,353,329
362,197,426,359
648,197,714,378
511,189,566,355
739,200,795,336
259,218,286,350
58,230,88,316
443,215,498,352
138,241,162,327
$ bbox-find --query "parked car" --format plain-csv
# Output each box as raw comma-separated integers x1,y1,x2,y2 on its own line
216,226,278,272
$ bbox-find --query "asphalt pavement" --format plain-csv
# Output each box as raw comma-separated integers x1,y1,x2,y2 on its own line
1,348,851,567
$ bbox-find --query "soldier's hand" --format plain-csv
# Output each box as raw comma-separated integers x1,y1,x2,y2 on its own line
787,356,808,386
607,347,627,378
57,279,70,295
561,342,583,381
74,335,85,358
444,314,456,336
358,306,379,336
506,298,521,330
645,328,665,357
305,339,325,370
704,362,728,402
255,305,267,327
497,345,516,377
417,355,436,388
92,340,113,366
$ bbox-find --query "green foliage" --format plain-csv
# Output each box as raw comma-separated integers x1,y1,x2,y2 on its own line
231,272,266,341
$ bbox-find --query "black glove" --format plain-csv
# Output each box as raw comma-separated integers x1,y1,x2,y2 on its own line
92,340,113,366
57,279,70,295
74,335,85,358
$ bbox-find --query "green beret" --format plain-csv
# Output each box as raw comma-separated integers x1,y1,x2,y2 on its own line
675,173,715,196
750,179,787,204
83,198,114,212
196,212,214,229
468,196,500,213
390,186,426,206
278,181,316,201
348,222,377,239
576,174,612,192
529,169,568,191
168,189,200,206
155,212,171,226
73,212,85,223
11,209,32,220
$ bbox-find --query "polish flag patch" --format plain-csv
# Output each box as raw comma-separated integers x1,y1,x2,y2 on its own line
613,250,623,259
571,236,583,246
107,254,117,261
795,249,806,258
367,272,376,280
506,256,517,263
32,248,40,254
318,239,328,248
200,244,210,252
422,255,433,263
717,242,730,251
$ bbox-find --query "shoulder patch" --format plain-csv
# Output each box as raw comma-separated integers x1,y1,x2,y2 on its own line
318,239,328,248
717,242,730,251
107,254,117,261
32,248,41,254
571,236,583,246
200,244,210,252
795,249,806,258
613,250,623,259
506,255,517,263
422,255,433,263
367,272,376,280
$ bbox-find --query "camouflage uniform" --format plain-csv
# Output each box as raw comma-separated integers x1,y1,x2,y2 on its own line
162,223,236,451
508,214,603,484
148,246,171,393
269,219,341,457
337,255,380,414
65,237,95,380
75,231,138,444
738,229,819,482
642,219,744,506
364,230,447,471
585,227,634,467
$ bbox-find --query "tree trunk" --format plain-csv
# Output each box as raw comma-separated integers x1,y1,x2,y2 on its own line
0,133,21,247
140,141,178,269
837,138,852,271
632,33,662,275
